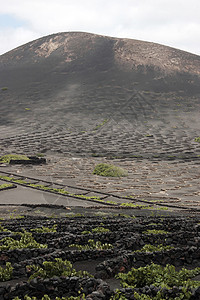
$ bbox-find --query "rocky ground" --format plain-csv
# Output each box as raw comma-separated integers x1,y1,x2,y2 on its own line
0,212,200,299
1,32,200,299
1,154,200,210
0,155,200,299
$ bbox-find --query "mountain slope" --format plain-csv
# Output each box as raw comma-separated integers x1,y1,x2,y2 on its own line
0,32,200,158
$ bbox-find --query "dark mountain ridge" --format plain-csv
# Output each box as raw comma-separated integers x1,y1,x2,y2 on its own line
0,32,200,158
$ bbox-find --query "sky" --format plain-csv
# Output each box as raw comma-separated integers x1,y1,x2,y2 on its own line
0,0,200,56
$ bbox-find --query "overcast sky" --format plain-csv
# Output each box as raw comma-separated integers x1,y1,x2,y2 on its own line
0,0,199,56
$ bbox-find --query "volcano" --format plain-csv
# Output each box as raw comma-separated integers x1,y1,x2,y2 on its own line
0,32,200,158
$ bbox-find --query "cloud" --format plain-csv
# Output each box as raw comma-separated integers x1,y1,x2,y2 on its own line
0,0,200,55
0,27,39,54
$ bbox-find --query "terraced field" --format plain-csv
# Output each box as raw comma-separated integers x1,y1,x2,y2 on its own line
1,33,200,159
0,213,200,299
0,90,200,158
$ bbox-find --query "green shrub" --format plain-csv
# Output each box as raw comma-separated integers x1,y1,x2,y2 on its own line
13,295,86,300
92,226,110,233
0,154,29,163
120,203,152,209
31,224,57,233
69,239,113,250
0,183,15,190
0,175,13,181
81,230,92,235
94,119,108,130
117,263,200,288
64,213,84,218
12,179,27,184
0,262,13,281
143,229,169,235
0,223,10,232
0,230,47,250
134,244,173,253
27,258,92,281
194,137,200,143
93,163,127,177
116,263,200,299
81,227,110,234
36,153,45,157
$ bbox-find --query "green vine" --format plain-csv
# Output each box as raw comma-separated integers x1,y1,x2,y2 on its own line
0,222,10,232
0,154,29,163
93,119,108,131
31,224,57,233
81,226,110,235
143,229,169,235
0,183,15,190
13,295,86,300
194,137,200,143
0,262,13,281
0,230,47,250
93,163,128,177
69,239,113,250
27,258,92,281
116,263,200,299
134,244,174,253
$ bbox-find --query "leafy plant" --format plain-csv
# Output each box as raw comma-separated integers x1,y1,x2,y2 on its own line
27,258,92,281
94,119,108,131
0,262,13,281
113,214,136,219
194,137,200,143
120,203,168,210
120,203,152,209
0,183,15,190
65,213,84,218
134,244,174,253
0,175,13,181
0,154,29,163
143,229,169,235
0,230,47,250
13,179,28,184
13,295,86,300
81,226,110,235
9,214,25,219
81,230,92,235
106,200,118,204
31,224,57,233
13,297,41,300
93,163,128,177
36,153,45,157
115,264,200,300
92,226,110,233
111,289,127,300
116,263,200,298
0,223,10,232
133,290,191,300
73,194,102,201
69,239,113,250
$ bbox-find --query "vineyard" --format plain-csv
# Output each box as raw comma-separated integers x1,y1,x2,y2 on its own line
0,213,200,299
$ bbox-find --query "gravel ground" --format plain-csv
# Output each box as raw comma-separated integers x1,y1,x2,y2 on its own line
0,154,199,211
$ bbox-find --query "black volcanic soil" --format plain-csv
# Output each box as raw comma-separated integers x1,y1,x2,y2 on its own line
0,32,200,158
0,153,200,299
0,33,200,299
1,154,200,210
0,212,200,299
